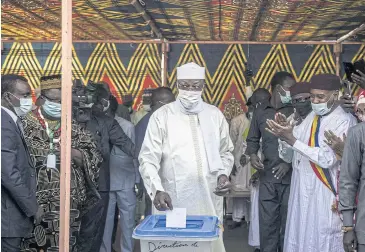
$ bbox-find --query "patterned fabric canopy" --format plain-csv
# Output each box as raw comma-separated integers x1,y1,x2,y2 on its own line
2,0,365,42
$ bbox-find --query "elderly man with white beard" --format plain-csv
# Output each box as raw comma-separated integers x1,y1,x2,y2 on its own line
139,62,234,252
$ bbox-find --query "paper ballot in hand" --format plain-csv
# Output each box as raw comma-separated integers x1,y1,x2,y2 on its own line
166,208,187,228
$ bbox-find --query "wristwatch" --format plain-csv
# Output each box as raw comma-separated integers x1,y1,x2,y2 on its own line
341,226,354,233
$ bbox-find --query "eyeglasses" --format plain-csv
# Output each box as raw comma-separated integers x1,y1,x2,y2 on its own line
177,80,204,91
42,95,61,104
8,92,31,99
292,97,310,105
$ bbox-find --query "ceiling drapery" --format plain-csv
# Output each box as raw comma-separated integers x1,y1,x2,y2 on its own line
2,0,365,42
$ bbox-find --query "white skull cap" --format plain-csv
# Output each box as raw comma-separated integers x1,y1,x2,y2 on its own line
177,62,205,80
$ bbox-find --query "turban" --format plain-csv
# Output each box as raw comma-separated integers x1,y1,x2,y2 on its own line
40,75,61,90
309,74,341,91
290,82,310,97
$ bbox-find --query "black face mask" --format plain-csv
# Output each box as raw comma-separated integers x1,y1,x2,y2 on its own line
294,100,312,117
92,103,105,117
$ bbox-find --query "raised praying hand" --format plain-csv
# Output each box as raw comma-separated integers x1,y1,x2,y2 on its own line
324,130,346,160
266,119,296,146
274,112,290,127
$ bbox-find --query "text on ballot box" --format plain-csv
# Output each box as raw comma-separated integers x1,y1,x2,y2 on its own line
133,215,220,252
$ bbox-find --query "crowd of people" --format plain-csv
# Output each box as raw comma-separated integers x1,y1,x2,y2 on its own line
1,61,365,252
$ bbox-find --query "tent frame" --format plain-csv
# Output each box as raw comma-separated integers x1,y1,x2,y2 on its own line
59,0,72,250
53,4,365,249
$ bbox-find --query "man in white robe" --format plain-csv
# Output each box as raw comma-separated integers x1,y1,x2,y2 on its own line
267,74,357,252
139,62,234,252
229,112,251,229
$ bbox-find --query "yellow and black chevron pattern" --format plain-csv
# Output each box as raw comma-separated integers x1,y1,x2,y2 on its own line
2,42,364,110
2,42,161,100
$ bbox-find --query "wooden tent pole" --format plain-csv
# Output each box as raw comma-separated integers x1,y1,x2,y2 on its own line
334,43,342,77
59,0,72,250
161,40,169,86
336,23,365,43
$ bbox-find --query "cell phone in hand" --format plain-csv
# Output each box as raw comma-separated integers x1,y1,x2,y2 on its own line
343,60,365,83
342,79,352,96
343,62,356,82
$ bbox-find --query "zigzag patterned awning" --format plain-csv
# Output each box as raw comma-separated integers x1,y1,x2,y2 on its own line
2,0,365,42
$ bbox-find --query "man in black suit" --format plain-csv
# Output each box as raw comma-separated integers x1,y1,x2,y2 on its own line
77,86,136,252
1,75,39,251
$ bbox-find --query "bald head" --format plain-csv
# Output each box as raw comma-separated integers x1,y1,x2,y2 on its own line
151,87,175,111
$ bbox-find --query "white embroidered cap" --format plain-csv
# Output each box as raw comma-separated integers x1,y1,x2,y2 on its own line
177,62,205,80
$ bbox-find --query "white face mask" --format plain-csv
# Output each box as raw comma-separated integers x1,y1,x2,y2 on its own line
143,104,151,112
8,93,33,117
103,100,110,112
177,89,202,110
311,93,335,116
279,85,292,104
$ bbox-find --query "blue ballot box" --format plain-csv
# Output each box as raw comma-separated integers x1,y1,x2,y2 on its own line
133,215,220,252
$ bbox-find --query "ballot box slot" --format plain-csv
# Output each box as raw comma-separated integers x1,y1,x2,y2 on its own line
154,219,204,229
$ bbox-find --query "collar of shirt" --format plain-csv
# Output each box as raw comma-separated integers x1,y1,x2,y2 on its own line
1,106,18,123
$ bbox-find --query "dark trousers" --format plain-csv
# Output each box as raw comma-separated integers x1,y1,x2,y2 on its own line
259,182,290,252
77,192,109,252
111,206,118,246
1,237,22,252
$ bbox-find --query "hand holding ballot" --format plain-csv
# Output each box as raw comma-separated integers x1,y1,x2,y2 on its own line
154,191,173,211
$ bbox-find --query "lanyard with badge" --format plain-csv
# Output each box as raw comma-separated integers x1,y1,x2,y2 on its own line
37,108,60,170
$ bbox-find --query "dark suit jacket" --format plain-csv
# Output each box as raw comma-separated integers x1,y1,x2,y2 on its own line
1,108,38,237
86,114,135,191
135,111,153,157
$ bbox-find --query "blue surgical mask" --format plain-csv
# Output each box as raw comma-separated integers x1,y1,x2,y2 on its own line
279,85,292,104
43,99,61,118
311,93,335,116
